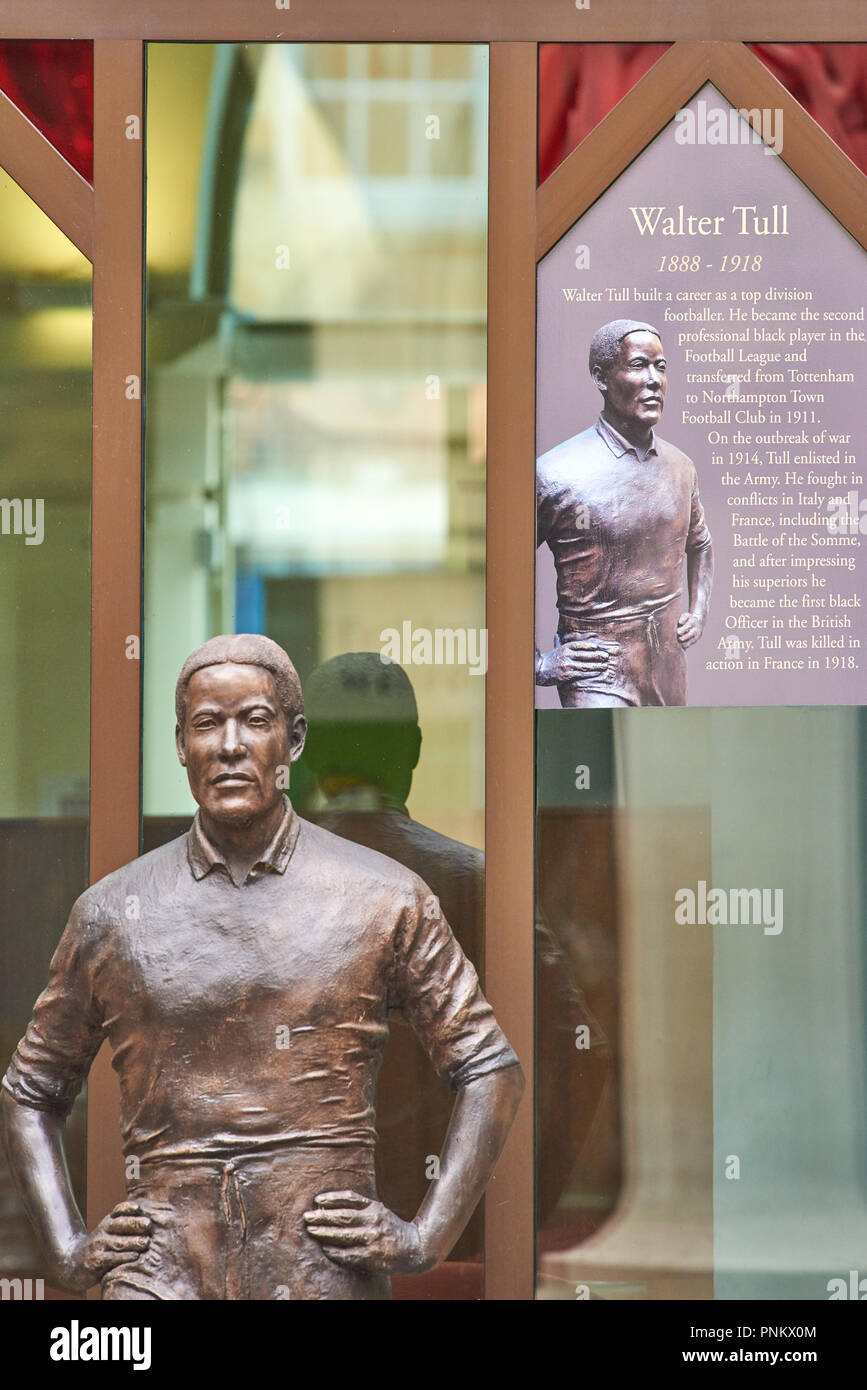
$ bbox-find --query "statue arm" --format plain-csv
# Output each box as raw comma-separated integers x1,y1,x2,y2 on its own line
411,1063,524,1269
678,473,714,648
687,536,714,622
2,1091,153,1291
1,899,152,1290
303,884,523,1275
302,1064,524,1276
1,1093,88,1288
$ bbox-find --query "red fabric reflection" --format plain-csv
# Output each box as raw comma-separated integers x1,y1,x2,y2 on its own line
0,41,93,183
539,43,670,184
749,44,867,175
539,43,867,184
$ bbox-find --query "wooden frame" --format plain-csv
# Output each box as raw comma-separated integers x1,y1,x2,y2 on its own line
0,3,862,1303
0,87,93,256
485,42,537,1301
86,41,145,1265
538,41,867,258
0,2,864,41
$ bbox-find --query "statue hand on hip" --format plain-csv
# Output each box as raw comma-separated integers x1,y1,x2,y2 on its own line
303,1190,428,1275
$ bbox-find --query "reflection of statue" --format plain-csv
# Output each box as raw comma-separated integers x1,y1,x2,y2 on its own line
301,652,610,1244
300,653,486,1259
1,635,523,1300
536,321,714,707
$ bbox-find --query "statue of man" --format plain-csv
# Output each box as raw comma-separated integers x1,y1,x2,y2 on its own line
536,320,714,707
1,634,523,1300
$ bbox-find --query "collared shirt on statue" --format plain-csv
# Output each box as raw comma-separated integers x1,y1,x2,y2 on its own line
3,799,518,1164
537,412,712,627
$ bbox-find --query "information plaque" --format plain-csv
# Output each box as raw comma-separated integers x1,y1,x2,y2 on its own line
536,84,867,708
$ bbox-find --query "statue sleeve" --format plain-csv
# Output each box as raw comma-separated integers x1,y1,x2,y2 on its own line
536,458,557,550
1,898,106,1118
390,880,520,1090
687,466,713,553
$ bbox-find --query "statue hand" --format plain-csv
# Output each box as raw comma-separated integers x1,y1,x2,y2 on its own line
61,1201,152,1292
677,611,704,648
536,638,618,686
303,1190,427,1275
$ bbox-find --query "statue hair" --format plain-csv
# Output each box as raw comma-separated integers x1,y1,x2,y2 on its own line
589,319,662,379
175,633,304,734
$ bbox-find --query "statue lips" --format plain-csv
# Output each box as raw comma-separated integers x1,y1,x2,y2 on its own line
209,772,260,809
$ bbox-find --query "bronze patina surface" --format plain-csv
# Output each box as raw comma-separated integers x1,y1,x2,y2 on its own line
536,322,714,706
1,634,523,1299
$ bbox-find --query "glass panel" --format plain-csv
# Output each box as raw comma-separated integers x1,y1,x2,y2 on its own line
712,707,867,1299
536,706,867,1300
536,710,713,1300
430,46,472,81
144,41,488,1301
367,100,409,176
369,43,413,81
305,44,347,81
0,166,91,1284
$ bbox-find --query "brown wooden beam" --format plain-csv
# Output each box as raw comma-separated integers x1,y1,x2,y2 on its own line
537,42,713,260
0,87,93,260
710,41,867,252
0,0,863,41
86,40,144,1271
537,40,867,262
484,40,537,1302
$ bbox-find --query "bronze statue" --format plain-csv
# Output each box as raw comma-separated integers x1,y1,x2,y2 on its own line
1,635,523,1300
536,320,714,706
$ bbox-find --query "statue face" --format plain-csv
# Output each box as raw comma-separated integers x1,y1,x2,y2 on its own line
176,663,303,824
597,330,667,433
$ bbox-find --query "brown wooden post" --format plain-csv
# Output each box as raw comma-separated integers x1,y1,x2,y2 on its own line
86,41,144,1283
484,41,538,1301
2,1,865,41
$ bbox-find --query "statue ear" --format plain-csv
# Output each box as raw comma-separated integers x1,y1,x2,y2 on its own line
289,713,308,762
592,365,607,393
175,724,187,766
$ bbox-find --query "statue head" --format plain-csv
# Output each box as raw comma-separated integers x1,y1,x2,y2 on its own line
175,633,306,826
589,319,666,440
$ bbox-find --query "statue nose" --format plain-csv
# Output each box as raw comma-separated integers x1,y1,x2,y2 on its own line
221,720,246,754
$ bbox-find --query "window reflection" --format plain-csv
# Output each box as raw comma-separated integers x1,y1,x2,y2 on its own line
536,707,867,1299
0,168,91,1283
297,653,483,1264
144,41,487,1299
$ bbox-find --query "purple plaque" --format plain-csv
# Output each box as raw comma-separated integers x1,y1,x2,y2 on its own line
536,84,867,708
